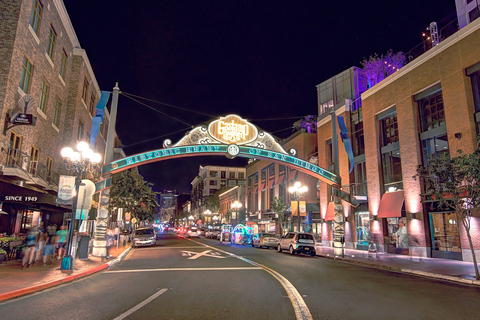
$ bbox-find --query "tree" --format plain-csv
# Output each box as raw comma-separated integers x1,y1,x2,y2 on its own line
414,137,480,280
271,196,287,235
293,115,317,133
109,170,159,225
361,49,406,88
204,194,220,213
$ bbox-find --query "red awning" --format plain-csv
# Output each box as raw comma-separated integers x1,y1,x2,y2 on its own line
268,179,275,189
259,183,266,191
276,174,285,185
377,191,405,218
288,169,298,181
324,202,335,221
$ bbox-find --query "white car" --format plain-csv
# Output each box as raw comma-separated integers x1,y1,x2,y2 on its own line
251,233,279,249
187,227,201,238
277,232,316,256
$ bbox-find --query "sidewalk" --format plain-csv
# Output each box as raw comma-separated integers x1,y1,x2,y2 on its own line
1,243,479,303
315,245,480,286
0,243,132,302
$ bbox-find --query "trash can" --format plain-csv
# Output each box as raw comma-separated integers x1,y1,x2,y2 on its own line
78,235,90,260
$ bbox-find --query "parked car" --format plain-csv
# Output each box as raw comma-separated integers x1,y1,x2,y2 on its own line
277,232,316,256
133,227,157,247
252,233,279,249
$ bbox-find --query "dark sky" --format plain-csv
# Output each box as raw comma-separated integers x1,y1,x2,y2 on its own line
63,1,457,194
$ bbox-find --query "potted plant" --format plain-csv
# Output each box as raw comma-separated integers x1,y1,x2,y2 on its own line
0,248,6,264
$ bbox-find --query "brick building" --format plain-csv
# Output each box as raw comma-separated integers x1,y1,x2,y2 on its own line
317,17,480,261
0,0,112,234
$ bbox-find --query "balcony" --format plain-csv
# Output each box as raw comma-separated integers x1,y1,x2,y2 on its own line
341,183,368,202
2,148,60,191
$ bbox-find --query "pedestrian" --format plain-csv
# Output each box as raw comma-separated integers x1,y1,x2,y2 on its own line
35,222,46,264
22,227,38,269
394,218,408,254
42,225,57,266
105,229,114,259
56,225,68,260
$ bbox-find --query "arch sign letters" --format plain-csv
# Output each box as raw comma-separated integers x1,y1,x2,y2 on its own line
101,114,341,187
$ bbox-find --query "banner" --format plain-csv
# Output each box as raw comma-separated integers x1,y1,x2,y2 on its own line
57,175,75,205
299,200,307,216
291,201,298,216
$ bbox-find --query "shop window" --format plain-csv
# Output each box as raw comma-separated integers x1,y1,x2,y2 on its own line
355,211,371,249
29,0,43,35
431,212,461,253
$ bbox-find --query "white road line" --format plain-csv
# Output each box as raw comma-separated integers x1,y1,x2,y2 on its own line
105,267,261,273
113,288,168,320
185,238,314,320
137,246,202,249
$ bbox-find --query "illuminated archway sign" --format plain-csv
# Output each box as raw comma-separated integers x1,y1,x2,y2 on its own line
100,114,341,187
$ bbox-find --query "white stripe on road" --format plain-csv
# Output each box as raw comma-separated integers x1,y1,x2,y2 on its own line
113,288,168,320
186,238,314,320
106,267,261,273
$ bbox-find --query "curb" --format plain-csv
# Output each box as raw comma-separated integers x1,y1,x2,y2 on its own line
0,246,132,302
316,253,480,287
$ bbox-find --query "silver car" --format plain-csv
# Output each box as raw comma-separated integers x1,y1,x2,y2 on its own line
277,232,316,256
133,227,157,247
252,233,279,249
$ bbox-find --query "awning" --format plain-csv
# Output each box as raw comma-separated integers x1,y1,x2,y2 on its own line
288,169,298,181
324,202,335,221
276,174,285,185
267,179,275,189
259,183,266,191
377,190,405,218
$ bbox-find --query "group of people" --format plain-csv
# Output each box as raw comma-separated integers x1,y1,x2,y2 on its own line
22,223,69,269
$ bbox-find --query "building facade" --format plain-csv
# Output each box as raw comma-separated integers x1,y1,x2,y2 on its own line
0,0,112,235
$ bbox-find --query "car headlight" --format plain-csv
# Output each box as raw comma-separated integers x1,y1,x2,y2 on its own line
149,237,155,240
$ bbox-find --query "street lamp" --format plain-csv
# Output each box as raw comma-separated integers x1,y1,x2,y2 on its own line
60,141,101,270
213,215,218,225
289,181,308,232
204,209,211,227
188,215,194,226
231,200,242,226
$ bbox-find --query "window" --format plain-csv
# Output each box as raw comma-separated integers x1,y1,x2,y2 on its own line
326,139,333,172
269,164,275,177
422,134,449,166
29,146,40,175
228,180,236,187
279,181,286,203
238,180,246,186
248,176,252,186
209,180,217,186
19,56,33,93
53,97,61,127
7,132,23,167
59,49,67,80
279,165,286,174
379,110,402,192
466,64,480,135
87,93,95,116
210,171,218,177
254,173,258,184
38,80,49,113
469,7,480,24
382,114,399,145
261,189,267,211
261,168,266,180
351,110,365,156
46,25,56,59
221,171,226,178
86,132,91,145
77,120,84,141
238,172,244,179
46,156,53,181
269,186,275,208
229,172,235,179
82,77,89,102
29,0,43,35
103,120,109,137
419,91,445,131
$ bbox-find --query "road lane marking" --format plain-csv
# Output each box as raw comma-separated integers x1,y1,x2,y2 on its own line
181,249,226,259
105,267,261,273
113,288,168,320
184,238,314,320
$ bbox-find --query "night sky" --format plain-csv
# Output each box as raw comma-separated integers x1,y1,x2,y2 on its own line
63,1,457,193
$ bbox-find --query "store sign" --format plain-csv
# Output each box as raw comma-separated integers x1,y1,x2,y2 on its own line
57,175,75,205
208,114,257,145
2,195,39,202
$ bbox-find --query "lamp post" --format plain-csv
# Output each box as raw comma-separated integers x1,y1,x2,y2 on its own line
231,200,242,226
204,209,211,227
60,141,101,270
288,181,308,232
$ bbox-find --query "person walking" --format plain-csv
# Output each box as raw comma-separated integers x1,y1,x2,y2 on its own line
42,225,57,266
56,225,68,260
22,227,39,269
35,222,46,265
105,229,114,259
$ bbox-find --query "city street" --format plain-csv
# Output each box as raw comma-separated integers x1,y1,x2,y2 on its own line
1,233,480,320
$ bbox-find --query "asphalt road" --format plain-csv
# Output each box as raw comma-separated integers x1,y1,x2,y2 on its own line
1,233,480,320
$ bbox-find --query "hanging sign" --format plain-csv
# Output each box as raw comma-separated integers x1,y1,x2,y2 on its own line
57,175,75,205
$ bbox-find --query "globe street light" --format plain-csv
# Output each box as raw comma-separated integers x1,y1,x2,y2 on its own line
289,181,308,232
60,141,101,270
231,200,242,226
213,215,219,225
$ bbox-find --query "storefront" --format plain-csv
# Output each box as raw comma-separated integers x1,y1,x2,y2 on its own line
0,181,70,235
377,190,409,255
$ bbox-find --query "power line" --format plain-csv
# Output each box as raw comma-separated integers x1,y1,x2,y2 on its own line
120,127,192,149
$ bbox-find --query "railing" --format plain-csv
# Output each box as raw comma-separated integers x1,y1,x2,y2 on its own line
341,183,368,200
3,147,60,188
